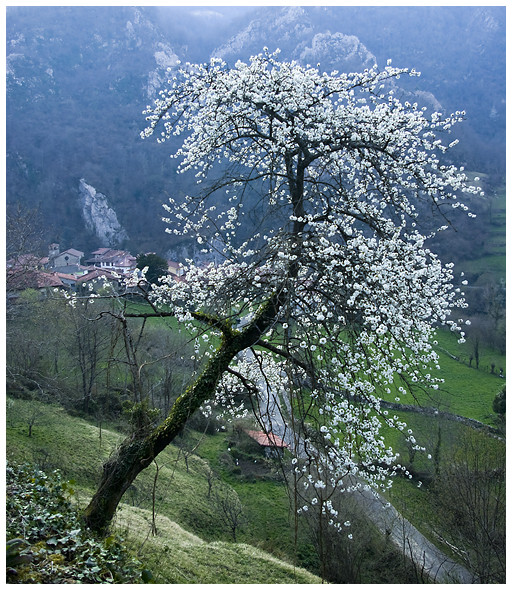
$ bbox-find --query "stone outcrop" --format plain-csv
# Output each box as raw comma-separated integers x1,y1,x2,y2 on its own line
78,179,128,246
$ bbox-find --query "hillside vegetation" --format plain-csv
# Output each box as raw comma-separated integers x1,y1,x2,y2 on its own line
6,398,321,584
5,278,506,583
7,320,506,583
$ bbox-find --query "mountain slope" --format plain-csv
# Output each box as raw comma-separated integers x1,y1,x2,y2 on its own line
118,505,320,584
7,6,181,252
6,6,505,256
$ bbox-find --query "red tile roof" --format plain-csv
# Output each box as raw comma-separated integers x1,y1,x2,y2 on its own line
245,430,289,448
55,272,78,281
7,269,65,290
75,269,119,284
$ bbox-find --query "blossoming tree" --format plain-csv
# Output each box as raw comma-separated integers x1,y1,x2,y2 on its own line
82,50,480,533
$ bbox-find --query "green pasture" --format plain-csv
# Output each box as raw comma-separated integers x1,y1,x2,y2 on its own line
118,506,319,584
370,327,505,424
190,429,299,561
430,328,504,422
461,255,506,282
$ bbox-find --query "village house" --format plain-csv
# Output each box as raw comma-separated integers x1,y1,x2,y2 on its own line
6,268,69,301
6,242,157,299
6,249,68,300
75,268,121,293
54,271,79,289
244,429,289,458
167,260,186,278
87,248,137,274
46,243,85,274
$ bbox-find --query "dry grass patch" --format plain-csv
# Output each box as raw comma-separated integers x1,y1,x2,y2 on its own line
116,504,321,584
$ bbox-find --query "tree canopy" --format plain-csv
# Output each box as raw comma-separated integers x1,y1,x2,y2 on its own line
83,50,480,533
136,252,169,286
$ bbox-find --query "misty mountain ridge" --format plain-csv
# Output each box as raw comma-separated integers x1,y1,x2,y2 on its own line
6,5,505,258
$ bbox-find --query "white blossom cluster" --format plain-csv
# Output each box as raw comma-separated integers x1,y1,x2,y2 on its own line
143,50,479,531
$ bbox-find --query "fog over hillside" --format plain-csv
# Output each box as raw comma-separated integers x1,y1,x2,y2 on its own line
6,5,505,257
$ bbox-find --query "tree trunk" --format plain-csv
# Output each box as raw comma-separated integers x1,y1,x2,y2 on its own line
82,294,283,534
82,436,154,533
83,341,234,533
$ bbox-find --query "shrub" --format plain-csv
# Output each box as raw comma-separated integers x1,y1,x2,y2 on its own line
492,386,506,415
6,461,153,584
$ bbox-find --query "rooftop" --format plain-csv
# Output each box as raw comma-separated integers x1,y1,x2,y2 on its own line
245,430,289,449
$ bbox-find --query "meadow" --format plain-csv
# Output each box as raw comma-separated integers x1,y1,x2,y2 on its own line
6,397,320,583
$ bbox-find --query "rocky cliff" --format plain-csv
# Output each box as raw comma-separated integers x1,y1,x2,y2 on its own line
79,179,128,247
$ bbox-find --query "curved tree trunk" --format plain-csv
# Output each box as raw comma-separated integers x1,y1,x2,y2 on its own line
82,294,284,534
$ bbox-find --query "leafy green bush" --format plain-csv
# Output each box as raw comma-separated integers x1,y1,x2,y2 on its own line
6,461,153,584
492,386,506,415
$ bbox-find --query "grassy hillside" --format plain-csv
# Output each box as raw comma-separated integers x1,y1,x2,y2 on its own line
372,327,504,424
459,182,506,284
432,330,505,422
117,506,319,584
401,328,506,423
376,325,506,576
6,397,321,584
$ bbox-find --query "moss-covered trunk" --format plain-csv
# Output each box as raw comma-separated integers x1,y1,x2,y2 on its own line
82,294,284,534
81,436,154,533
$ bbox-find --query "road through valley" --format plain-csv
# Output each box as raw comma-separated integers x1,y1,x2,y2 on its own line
242,349,475,583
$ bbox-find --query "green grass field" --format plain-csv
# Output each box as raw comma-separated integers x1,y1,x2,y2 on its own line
118,506,319,584
375,327,505,423
456,182,506,283
430,328,505,422
375,324,506,559
189,429,299,560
